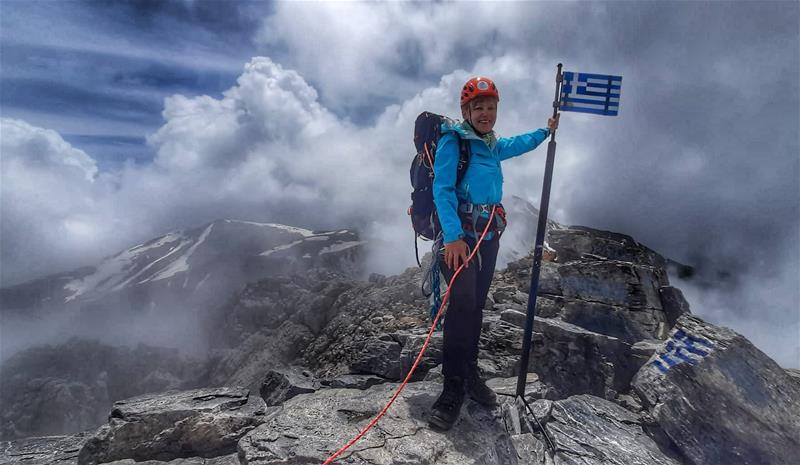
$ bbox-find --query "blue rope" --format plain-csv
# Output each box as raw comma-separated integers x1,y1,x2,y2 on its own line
429,259,443,331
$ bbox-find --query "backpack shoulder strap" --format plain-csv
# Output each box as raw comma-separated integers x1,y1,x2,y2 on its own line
455,135,471,184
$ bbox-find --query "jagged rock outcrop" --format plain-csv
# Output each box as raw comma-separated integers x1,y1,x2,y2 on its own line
633,314,800,465
297,266,434,380
201,271,356,393
547,227,666,268
294,226,690,393
503,394,683,464
259,367,320,407
77,387,265,465
0,433,91,465
531,317,640,399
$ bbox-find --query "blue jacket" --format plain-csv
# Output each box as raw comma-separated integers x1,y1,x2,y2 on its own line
433,120,550,243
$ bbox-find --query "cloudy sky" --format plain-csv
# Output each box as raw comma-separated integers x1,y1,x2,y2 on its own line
1,0,797,366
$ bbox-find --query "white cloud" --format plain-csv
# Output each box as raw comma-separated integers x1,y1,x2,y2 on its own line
254,2,541,115
674,256,800,369
1,118,98,181
1,118,112,282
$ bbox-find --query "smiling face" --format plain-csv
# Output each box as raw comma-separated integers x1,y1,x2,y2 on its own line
462,96,498,135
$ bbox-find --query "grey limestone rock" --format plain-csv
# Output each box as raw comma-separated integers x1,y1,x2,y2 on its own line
544,395,682,465
486,373,553,402
492,286,519,304
558,261,666,310
259,367,321,407
631,339,664,368
633,314,800,465
499,394,682,465
503,258,561,297
528,318,640,400
238,381,509,465
396,330,444,381
557,298,668,342
548,226,667,270
0,433,90,465
204,321,315,393
77,387,266,465
499,308,527,328
0,436,240,465
102,454,239,465
658,286,691,327
321,374,387,390
786,368,800,385
348,338,402,380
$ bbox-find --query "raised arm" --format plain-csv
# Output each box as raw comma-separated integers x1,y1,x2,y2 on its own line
497,128,550,161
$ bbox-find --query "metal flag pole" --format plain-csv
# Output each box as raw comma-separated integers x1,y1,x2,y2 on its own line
515,63,563,398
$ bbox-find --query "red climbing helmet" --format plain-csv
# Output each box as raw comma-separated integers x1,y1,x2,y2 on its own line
460,76,499,107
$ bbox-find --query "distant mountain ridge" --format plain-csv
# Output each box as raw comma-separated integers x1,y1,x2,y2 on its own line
0,219,364,360
1,219,363,310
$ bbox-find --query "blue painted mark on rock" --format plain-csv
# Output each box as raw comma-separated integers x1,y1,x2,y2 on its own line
560,275,629,305
651,328,715,373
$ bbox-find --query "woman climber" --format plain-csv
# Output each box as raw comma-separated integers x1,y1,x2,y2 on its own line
429,76,560,430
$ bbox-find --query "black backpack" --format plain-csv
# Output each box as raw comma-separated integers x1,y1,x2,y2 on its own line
408,112,471,264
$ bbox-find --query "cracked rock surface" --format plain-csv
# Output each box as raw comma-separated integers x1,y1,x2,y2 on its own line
0,433,90,465
238,382,508,465
544,395,681,465
77,387,266,465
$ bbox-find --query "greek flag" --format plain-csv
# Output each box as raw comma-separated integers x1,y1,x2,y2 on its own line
560,71,622,116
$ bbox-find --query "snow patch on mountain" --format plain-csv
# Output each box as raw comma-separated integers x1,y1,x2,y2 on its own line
53,220,361,305
148,223,215,282
120,239,193,288
223,219,315,237
127,231,185,255
260,240,304,256
319,241,365,255
63,232,188,302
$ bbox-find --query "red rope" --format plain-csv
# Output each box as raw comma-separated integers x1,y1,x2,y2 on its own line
322,206,497,465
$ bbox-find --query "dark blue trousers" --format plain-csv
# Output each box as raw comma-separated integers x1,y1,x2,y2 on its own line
437,234,500,379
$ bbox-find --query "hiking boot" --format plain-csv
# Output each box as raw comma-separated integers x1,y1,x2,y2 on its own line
429,376,465,431
466,363,497,407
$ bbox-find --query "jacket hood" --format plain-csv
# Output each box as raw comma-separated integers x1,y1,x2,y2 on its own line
442,119,498,150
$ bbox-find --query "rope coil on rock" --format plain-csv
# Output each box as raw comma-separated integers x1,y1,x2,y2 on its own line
322,207,497,465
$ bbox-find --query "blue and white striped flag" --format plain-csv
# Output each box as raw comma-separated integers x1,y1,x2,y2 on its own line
560,71,622,116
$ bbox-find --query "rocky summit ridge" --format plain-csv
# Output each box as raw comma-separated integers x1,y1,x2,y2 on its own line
2,220,798,465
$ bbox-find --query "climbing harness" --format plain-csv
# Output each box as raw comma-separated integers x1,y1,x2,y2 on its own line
322,207,497,465
458,202,507,270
